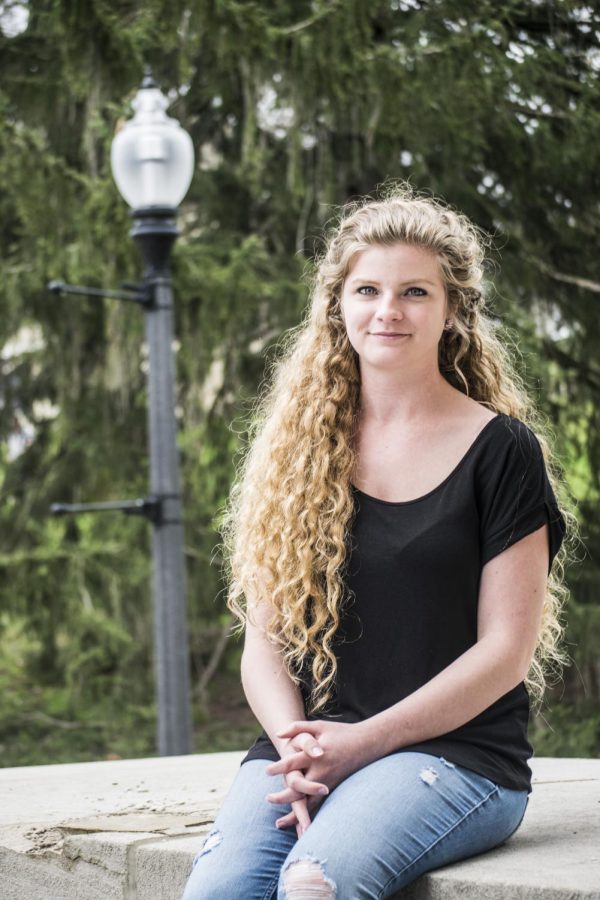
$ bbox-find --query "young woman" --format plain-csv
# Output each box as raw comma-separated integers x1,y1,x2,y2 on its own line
181,184,574,899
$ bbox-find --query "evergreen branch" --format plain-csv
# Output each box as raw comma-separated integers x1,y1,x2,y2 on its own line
0,545,124,566
13,711,102,730
508,103,570,121
527,257,600,294
278,0,343,36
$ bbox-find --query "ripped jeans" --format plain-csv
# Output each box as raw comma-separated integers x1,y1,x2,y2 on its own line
180,752,529,900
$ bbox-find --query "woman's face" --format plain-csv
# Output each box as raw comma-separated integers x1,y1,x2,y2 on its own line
340,243,450,371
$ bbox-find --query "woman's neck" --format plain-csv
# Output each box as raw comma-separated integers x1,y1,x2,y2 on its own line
358,373,459,430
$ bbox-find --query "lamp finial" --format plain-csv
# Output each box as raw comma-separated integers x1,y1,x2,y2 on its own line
141,65,157,90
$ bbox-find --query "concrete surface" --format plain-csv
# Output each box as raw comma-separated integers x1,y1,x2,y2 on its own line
0,753,598,899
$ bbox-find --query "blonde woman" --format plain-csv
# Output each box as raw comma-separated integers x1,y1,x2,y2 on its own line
182,183,573,899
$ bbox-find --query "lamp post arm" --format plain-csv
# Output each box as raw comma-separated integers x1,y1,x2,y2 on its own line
50,497,163,523
47,280,151,306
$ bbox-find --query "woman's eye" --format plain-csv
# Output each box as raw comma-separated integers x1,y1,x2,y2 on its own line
356,286,427,296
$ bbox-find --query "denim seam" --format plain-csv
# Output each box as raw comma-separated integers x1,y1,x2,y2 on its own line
379,784,499,899
260,870,282,900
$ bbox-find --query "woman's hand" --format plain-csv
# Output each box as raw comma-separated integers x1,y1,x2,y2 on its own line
266,720,373,830
266,730,330,837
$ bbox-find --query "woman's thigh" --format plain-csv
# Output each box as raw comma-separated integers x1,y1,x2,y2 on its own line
276,751,529,900
181,752,529,900
181,759,295,900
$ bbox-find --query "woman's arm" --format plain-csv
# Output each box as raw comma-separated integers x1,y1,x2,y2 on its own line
240,627,306,760
269,521,551,800
359,522,550,759
240,580,329,832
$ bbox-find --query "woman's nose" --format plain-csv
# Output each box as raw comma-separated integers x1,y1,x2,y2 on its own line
376,293,403,318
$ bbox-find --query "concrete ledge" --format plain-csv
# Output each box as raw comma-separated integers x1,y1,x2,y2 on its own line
0,753,598,899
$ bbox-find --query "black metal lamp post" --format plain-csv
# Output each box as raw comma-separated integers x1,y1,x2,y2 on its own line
51,69,194,757
110,68,194,756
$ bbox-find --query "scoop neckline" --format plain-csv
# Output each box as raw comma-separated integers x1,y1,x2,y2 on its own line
350,413,504,507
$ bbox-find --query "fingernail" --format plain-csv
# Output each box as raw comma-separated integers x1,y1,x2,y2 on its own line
318,786,329,795
311,747,324,756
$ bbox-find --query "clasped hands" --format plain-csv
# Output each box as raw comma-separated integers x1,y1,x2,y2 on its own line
264,719,372,838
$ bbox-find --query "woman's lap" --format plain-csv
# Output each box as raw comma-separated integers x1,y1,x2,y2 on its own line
181,752,529,900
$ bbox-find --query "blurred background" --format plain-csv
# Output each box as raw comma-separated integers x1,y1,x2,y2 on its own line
0,0,598,767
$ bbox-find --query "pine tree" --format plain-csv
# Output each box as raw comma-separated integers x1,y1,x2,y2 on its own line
0,0,598,763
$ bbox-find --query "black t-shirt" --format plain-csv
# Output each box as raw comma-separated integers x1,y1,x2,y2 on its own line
240,413,567,794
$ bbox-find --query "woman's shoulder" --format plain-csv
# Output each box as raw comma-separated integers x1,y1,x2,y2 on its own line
488,412,543,450
465,401,540,444
474,411,548,484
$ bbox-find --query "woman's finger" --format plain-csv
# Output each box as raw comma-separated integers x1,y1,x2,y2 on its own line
267,760,328,804
275,809,298,829
267,748,313,774
289,772,329,796
291,731,325,760
276,721,319,739
275,792,326,833
275,811,309,836
291,798,312,833
267,780,326,804
276,798,311,832
266,785,304,804
266,747,322,776
300,740,324,759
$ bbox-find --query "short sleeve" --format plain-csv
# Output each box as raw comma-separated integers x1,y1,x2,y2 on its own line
479,418,566,575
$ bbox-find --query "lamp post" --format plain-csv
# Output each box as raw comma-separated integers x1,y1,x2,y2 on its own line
110,67,194,756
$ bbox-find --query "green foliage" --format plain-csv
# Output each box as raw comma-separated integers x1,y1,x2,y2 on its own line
0,0,598,765
531,700,600,759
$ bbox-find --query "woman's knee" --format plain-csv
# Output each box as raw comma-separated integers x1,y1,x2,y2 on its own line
278,854,338,899
181,828,242,899
182,860,252,900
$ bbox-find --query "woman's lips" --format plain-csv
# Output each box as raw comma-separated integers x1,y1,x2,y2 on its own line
371,333,410,340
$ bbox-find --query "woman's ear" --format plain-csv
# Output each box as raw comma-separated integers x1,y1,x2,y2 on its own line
443,299,457,330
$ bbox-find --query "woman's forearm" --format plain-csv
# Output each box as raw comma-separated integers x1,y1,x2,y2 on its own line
358,635,525,761
241,642,306,758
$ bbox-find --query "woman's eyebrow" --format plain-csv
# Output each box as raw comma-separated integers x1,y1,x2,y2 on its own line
347,277,437,286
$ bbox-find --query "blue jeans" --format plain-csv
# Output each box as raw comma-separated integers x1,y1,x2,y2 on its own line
181,752,529,899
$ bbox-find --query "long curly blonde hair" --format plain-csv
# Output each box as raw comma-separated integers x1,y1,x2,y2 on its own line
218,181,578,717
